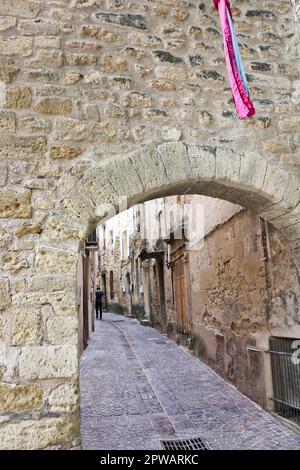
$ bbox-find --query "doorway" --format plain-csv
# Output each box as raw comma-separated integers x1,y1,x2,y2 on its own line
175,256,189,334
156,258,167,333
101,272,107,311
125,272,132,315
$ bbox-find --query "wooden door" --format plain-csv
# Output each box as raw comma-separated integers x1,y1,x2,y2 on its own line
175,257,188,332
157,259,167,332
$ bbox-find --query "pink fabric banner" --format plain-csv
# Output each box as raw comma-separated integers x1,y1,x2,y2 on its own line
213,0,255,119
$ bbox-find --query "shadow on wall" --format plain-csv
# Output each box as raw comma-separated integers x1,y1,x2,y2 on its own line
106,301,146,319
106,302,125,315
191,330,267,407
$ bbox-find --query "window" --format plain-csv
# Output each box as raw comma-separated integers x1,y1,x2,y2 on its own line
109,229,113,249
122,230,128,259
86,229,98,248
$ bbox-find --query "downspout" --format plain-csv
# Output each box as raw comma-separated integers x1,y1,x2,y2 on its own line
260,218,273,336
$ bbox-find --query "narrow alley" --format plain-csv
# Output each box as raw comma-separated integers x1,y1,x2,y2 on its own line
2,0,300,454
80,313,300,450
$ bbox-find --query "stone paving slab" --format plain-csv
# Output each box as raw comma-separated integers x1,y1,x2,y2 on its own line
80,313,300,450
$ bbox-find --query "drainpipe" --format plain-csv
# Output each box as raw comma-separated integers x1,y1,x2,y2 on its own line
260,217,273,336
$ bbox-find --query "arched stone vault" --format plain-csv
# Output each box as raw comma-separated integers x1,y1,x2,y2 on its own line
0,0,300,449
59,143,300,243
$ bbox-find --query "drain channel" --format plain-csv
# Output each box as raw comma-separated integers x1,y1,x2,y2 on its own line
161,436,211,451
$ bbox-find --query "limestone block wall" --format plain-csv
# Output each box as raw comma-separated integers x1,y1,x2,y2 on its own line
0,0,299,449
99,236,122,301
0,0,299,169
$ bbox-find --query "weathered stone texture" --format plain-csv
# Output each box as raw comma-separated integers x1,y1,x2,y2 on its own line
0,0,292,158
0,37,33,56
28,50,63,68
5,86,32,109
0,278,11,310
50,145,83,160
34,97,72,115
81,25,121,41
48,382,79,413
0,58,20,83
190,210,300,407
0,417,79,450
27,274,75,292
94,12,147,30
100,54,128,72
0,189,31,218
18,345,78,379
0,0,299,451
15,224,42,237
46,316,78,345
0,251,30,273
0,136,47,160
35,246,77,274
0,1,42,18
0,112,15,133
12,310,43,345
0,17,17,31
0,383,43,413
12,290,78,317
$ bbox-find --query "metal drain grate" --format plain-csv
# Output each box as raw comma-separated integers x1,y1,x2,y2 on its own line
161,437,210,451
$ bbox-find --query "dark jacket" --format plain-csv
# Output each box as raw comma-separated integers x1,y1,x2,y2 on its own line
95,289,104,304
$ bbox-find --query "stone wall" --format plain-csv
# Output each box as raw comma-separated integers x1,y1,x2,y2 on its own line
0,0,299,160
0,0,300,449
161,195,242,338
189,210,300,408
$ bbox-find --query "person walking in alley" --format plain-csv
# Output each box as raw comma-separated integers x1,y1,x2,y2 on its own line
95,287,104,320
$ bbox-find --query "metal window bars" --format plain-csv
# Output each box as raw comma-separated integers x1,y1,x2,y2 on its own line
269,336,300,425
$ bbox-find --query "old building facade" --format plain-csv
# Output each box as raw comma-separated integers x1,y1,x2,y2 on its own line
188,208,300,413
0,0,300,449
97,206,135,314
100,195,300,421
77,230,98,355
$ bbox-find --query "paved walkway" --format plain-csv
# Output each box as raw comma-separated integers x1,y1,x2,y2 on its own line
80,313,300,450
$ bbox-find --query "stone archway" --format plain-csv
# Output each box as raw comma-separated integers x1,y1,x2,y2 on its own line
1,142,300,449
62,142,300,241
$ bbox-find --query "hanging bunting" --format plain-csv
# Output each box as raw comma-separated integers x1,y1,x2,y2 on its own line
213,0,255,120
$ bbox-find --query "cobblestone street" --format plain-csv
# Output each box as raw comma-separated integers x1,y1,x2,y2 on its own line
80,313,300,450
